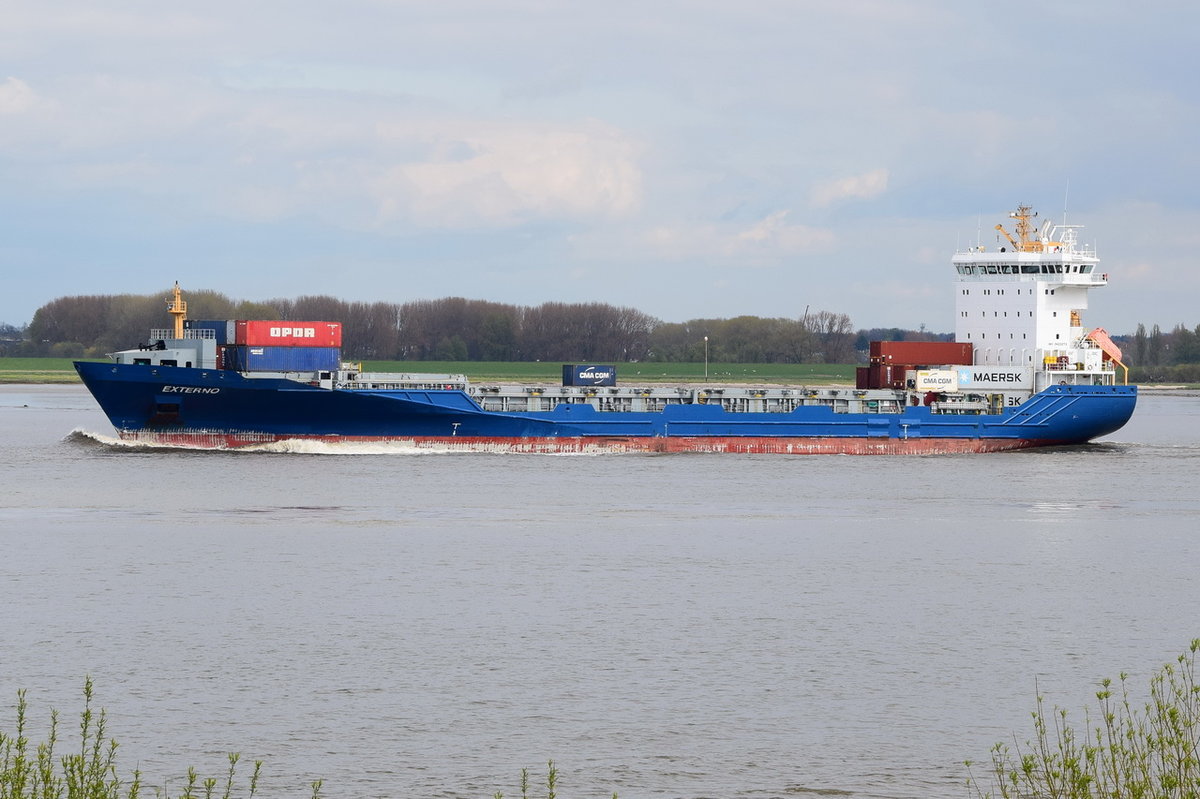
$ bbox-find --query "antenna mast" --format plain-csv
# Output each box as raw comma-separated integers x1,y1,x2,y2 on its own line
167,282,187,339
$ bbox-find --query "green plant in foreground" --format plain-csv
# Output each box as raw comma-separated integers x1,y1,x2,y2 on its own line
968,639,1200,799
0,678,321,799
493,761,617,799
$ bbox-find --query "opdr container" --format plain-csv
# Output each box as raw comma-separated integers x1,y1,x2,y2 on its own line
234,321,343,347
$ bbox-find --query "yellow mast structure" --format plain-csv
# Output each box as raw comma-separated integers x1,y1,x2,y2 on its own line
167,282,187,339
994,204,1062,253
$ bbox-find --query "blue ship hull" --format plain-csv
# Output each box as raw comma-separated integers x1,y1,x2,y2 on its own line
74,361,1138,454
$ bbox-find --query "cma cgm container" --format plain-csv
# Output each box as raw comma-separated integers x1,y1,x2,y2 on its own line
562,364,617,386
869,341,973,366
234,320,343,348
224,345,340,373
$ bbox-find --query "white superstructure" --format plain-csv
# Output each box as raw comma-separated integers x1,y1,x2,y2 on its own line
952,205,1123,394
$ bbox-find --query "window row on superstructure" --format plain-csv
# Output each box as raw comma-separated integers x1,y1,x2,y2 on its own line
965,332,1030,339
955,263,1094,275
959,288,1054,295
959,311,1036,317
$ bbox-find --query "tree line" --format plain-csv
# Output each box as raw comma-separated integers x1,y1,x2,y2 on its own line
12,289,1192,375
7,289,861,364
1124,322,1200,382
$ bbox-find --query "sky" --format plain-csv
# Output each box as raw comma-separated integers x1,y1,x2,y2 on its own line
3,1,1198,334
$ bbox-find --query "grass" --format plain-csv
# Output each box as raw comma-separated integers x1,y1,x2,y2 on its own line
968,639,1200,799
492,761,617,799
14,646,1200,799
0,358,856,385
0,358,102,384
0,678,322,799
2,683,619,799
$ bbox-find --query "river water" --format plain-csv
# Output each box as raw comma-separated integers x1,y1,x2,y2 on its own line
2,385,1198,799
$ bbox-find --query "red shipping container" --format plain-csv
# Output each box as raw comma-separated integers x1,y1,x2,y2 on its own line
868,341,973,366
866,363,892,389
866,363,912,389
234,320,343,347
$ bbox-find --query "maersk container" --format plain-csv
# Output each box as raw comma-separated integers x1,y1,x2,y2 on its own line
224,345,340,372
562,364,617,386
869,341,973,366
184,319,233,345
234,320,343,348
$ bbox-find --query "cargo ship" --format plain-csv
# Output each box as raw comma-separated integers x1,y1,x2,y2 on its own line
74,205,1136,453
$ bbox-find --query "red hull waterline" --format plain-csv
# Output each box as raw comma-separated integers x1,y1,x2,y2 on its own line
116,431,1068,454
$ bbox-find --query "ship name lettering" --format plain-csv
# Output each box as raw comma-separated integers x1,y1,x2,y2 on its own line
162,385,221,394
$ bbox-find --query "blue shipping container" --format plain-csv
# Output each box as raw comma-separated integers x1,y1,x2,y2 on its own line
562,364,617,386
184,319,234,345
225,346,340,372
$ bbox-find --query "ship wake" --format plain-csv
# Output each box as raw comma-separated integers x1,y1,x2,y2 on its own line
63,429,607,456
65,428,172,450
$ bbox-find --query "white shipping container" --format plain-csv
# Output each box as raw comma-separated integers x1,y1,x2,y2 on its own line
916,369,959,392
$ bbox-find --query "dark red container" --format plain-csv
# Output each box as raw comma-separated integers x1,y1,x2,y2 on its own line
234,320,343,347
865,362,911,389
865,363,896,389
869,341,973,366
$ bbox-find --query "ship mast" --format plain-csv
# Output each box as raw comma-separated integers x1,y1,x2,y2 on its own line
167,282,187,339
994,204,1043,252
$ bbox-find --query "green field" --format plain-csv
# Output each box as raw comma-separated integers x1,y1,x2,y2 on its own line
0,357,857,385
0,357,103,383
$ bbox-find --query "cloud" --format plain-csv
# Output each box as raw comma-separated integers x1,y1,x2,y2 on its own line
809,168,889,208
374,122,643,227
642,210,835,264
0,77,38,114
0,69,643,229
